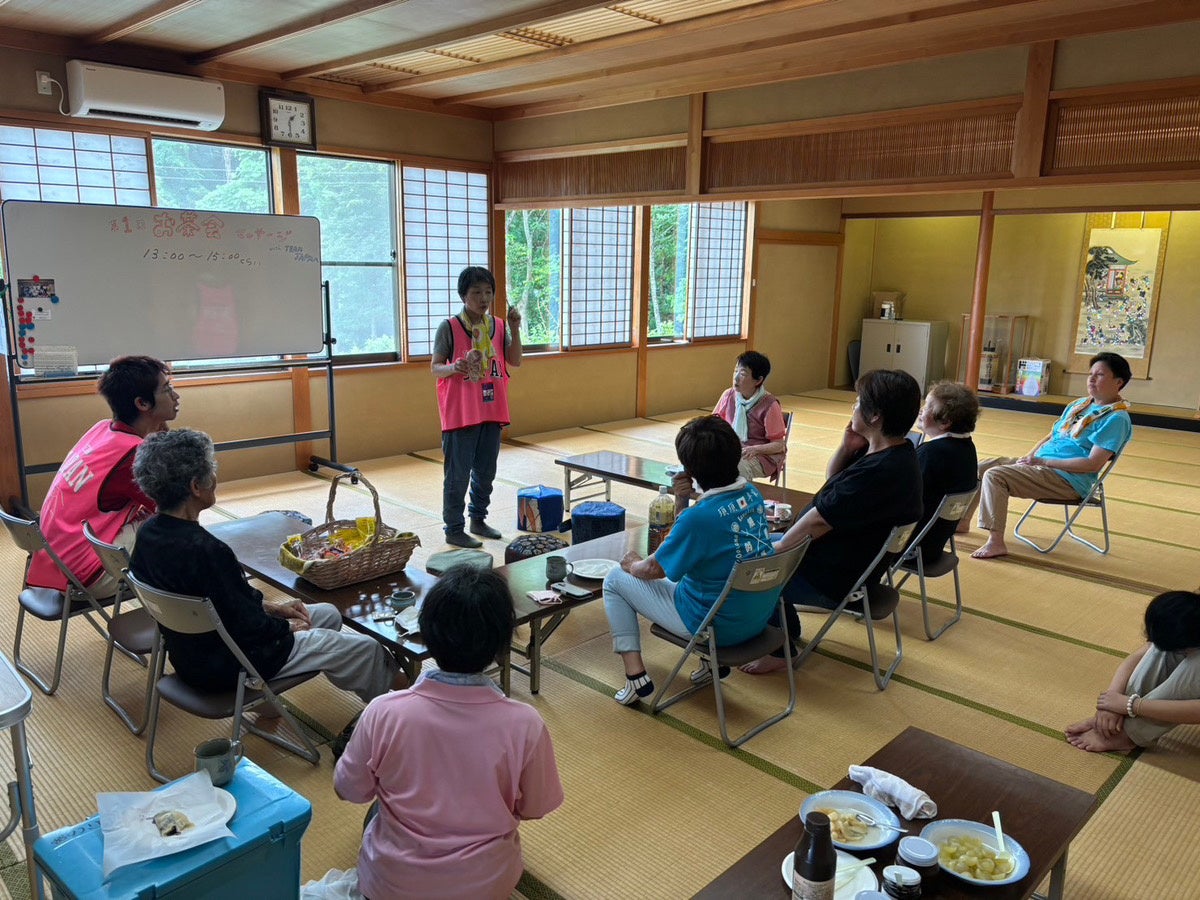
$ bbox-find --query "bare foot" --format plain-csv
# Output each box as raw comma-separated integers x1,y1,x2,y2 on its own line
1066,726,1136,753
740,655,790,675
1065,717,1096,736
971,536,1008,559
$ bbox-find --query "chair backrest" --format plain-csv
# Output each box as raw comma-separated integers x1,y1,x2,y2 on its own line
126,571,281,688
851,521,919,595
125,571,220,636
847,339,862,383
0,507,98,599
83,521,132,584
769,411,794,486
696,538,811,633
897,487,978,566
0,508,45,559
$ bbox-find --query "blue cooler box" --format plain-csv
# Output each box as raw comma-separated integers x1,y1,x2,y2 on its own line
517,485,563,532
34,760,312,900
571,501,625,543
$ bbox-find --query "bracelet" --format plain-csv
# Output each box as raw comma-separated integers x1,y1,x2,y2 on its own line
1126,693,1140,718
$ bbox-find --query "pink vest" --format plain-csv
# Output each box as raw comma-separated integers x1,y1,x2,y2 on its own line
714,389,786,478
436,315,511,432
27,420,144,591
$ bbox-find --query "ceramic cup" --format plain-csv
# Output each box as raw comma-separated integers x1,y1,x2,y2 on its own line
388,589,417,610
194,738,243,787
545,555,574,582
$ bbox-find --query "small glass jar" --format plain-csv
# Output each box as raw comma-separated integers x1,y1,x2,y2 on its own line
895,836,939,893
881,864,922,899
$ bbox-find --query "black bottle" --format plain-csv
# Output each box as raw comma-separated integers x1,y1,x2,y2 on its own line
792,811,837,900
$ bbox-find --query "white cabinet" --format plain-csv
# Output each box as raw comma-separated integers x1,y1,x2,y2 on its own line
859,319,949,392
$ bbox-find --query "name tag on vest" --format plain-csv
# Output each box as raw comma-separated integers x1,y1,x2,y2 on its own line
482,382,495,403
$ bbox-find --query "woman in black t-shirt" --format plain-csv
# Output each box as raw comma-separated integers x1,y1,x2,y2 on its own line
742,369,923,675
913,382,979,564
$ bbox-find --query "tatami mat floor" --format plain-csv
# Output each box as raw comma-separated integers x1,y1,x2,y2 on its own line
0,390,1197,898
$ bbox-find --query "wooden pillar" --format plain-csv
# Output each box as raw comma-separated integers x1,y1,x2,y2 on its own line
1012,42,1055,179
965,192,995,390
686,94,704,198
633,206,651,418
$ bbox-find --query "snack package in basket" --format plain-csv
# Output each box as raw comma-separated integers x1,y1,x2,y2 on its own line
278,473,420,589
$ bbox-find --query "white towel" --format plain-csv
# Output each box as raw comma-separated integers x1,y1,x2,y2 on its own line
848,765,938,819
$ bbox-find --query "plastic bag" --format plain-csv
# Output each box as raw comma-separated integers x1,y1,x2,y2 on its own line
98,770,236,878
301,868,363,899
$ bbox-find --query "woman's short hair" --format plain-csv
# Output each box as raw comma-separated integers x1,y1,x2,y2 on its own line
1090,352,1132,389
926,381,981,433
133,428,217,510
97,355,169,425
676,415,742,491
855,369,921,438
1144,590,1200,652
457,266,496,298
420,565,515,673
736,351,771,383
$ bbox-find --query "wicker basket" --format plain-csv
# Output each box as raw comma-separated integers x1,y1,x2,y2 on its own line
279,472,420,589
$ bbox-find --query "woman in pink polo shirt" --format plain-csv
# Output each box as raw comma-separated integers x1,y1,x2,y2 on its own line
334,566,563,900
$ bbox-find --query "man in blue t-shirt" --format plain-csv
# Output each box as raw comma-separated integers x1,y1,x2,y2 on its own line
966,351,1133,559
601,416,778,706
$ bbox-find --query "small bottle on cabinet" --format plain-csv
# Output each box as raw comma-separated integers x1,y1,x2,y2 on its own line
647,486,675,553
792,811,837,900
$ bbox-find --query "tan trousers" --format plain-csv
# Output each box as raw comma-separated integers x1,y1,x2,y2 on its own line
976,456,1080,534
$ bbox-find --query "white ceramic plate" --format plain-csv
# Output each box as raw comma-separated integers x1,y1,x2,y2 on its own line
215,788,236,825
570,558,619,580
781,849,878,898
395,606,420,633
919,819,1031,887
801,790,902,851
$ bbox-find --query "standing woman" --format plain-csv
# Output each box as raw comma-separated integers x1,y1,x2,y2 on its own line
430,267,523,548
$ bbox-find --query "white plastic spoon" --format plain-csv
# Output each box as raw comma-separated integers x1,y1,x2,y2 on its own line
835,857,876,888
991,810,1016,871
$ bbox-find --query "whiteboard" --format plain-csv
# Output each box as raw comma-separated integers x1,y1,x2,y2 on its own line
1,200,324,370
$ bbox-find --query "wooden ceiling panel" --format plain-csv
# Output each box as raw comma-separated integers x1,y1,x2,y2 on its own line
1,0,1198,120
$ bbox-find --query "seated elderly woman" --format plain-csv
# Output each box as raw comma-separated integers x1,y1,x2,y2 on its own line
713,350,788,481
1067,590,1200,753
743,369,923,674
129,428,398,711
962,351,1133,559
602,415,779,706
913,381,980,565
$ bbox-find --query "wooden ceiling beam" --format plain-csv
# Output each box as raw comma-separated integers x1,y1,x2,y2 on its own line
489,0,1200,119
189,0,415,65
86,0,203,45
280,0,616,80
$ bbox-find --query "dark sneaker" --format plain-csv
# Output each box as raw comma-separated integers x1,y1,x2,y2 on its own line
469,519,502,540
332,713,361,761
445,530,483,549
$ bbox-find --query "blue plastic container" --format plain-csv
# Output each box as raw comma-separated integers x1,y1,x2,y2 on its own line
34,759,311,899
517,484,564,532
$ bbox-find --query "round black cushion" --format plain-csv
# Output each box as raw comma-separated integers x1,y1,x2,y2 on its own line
504,533,569,564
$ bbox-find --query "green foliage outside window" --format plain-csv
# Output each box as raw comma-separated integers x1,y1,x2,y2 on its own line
505,209,561,347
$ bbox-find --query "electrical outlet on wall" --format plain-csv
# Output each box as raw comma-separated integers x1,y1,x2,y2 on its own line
36,71,53,95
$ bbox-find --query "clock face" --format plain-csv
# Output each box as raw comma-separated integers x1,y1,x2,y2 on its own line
266,96,313,145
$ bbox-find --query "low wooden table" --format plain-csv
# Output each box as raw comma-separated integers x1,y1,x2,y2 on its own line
696,727,1098,900
209,513,644,694
555,450,812,513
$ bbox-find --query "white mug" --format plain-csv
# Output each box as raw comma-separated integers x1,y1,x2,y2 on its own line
194,738,243,787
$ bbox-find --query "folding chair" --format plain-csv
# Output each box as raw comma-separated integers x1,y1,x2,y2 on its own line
0,508,121,695
125,571,321,783
768,411,794,488
891,488,978,641
648,540,809,748
791,522,918,690
1013,451,1121,554
83,522,157,735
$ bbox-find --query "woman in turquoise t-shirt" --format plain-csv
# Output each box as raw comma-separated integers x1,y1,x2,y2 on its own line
965,351,1133,560
601,416,777,706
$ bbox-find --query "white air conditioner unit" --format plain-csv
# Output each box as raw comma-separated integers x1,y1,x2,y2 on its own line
66,60,225,131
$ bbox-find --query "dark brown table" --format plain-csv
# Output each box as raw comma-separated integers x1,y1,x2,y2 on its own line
208,513,645,694
555,450,812,512
696,727,1098,900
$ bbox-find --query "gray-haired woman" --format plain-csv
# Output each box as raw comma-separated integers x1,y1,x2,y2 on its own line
129,428,398,707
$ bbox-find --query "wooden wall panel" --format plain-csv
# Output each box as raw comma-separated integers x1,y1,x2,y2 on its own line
1047,91,1200,175
496,146,686,202
704,108,1017,190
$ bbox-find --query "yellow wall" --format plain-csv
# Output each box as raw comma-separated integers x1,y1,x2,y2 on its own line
837,219,876,387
